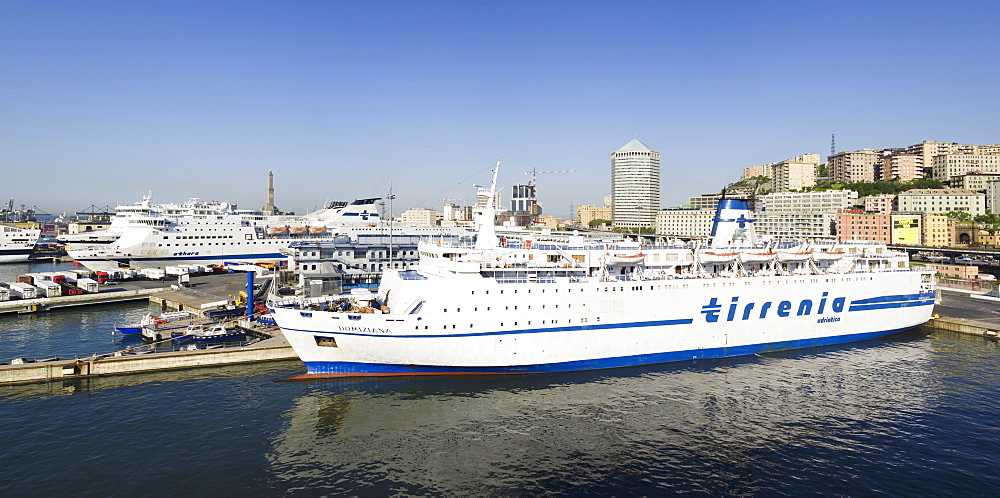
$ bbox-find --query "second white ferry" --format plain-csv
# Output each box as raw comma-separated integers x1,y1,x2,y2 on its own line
0,224,41,263
66,198,468,271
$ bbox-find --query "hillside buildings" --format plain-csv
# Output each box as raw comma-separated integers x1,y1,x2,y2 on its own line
655,209,714,238
577,204,612,226
611,139,660,229
827,149,879,183
742,154,820,192
399,208,442,227
758,190,858,213
879,153,923,182
932,154,1000,182
895,189,987,216
950,173,1000,191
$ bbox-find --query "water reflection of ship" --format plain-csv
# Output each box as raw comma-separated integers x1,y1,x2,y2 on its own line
267,331,934,492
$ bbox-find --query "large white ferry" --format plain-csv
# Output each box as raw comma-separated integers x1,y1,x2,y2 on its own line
66,198,469,271
57,194,233,246
0,224,41,263
269,162,937,377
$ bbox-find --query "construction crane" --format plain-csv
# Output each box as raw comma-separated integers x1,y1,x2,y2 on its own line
523,167,576,188
516,168,576,224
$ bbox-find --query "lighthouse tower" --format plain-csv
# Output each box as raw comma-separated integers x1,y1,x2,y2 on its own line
261,170,279,215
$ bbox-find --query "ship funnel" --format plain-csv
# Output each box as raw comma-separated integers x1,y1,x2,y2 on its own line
710,199,757,248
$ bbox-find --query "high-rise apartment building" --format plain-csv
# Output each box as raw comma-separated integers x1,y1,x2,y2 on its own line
863,194,895,214
577,204,613,226
835,211,892,244
950,173,1000,191
827,149,879,182
879,154,923,181
758,190,858,213
612,139,660,229
400,208,442,227
922,214,950,247
988,180,1000,214
742,154,819,192
754,212,838,241
895,189,986,216
655,209,714,238
932,154,1000,182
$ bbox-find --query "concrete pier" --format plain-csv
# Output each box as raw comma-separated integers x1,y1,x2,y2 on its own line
0,287,167,315
0,332,297,385
924,287,1000,339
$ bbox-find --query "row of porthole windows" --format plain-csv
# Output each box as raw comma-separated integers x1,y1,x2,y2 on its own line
444,304,562,312
471,284,691,296
414,317,601,330
157,241,272,247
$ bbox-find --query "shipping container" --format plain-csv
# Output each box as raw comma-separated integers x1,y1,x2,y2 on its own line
76,278,99,293
57,282,83,296
35,282,62,298
9,282,38,299
69,269,93,280
141,268,166,280
165,266,189,276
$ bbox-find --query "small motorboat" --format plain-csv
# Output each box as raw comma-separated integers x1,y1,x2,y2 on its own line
116,311,194,336
180,323,246,343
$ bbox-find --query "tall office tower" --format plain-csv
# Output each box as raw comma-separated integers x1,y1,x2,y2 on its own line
612,139,660,229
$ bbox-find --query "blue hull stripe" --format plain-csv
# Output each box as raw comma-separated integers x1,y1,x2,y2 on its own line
849,292,935,305
849,299,936,311
848,292,936,312
300,325,922,376
0,248,34,256
284,317,696,340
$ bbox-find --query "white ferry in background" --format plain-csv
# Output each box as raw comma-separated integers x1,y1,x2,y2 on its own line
57,194,233,246
0,224,41,263
268,162,937,377
66,198,470,271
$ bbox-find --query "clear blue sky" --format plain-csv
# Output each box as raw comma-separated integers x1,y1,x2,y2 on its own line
2,1,998,219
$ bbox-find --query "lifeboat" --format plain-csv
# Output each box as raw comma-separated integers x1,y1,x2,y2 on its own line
608,253,645,264
699,251,738,263
309,226,329,235
289,226,308,236
739,251,776,263
777,251,812,262
266,226,287,236
812,250,845,261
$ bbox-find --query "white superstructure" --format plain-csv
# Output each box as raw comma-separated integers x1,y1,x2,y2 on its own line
58,194,233,245
269,164,937,377
0,224,41,263
66,198,470,271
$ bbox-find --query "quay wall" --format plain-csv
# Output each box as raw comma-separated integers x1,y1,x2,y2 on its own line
0,288,166,315
924,317,999,338
0,340,297,385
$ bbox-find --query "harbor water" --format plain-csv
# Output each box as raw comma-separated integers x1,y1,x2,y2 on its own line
1,265,999,494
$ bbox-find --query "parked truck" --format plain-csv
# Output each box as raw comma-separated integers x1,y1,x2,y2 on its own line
76,278,99,293
141,268,166,280
35,281,62,298
9,282,38,299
